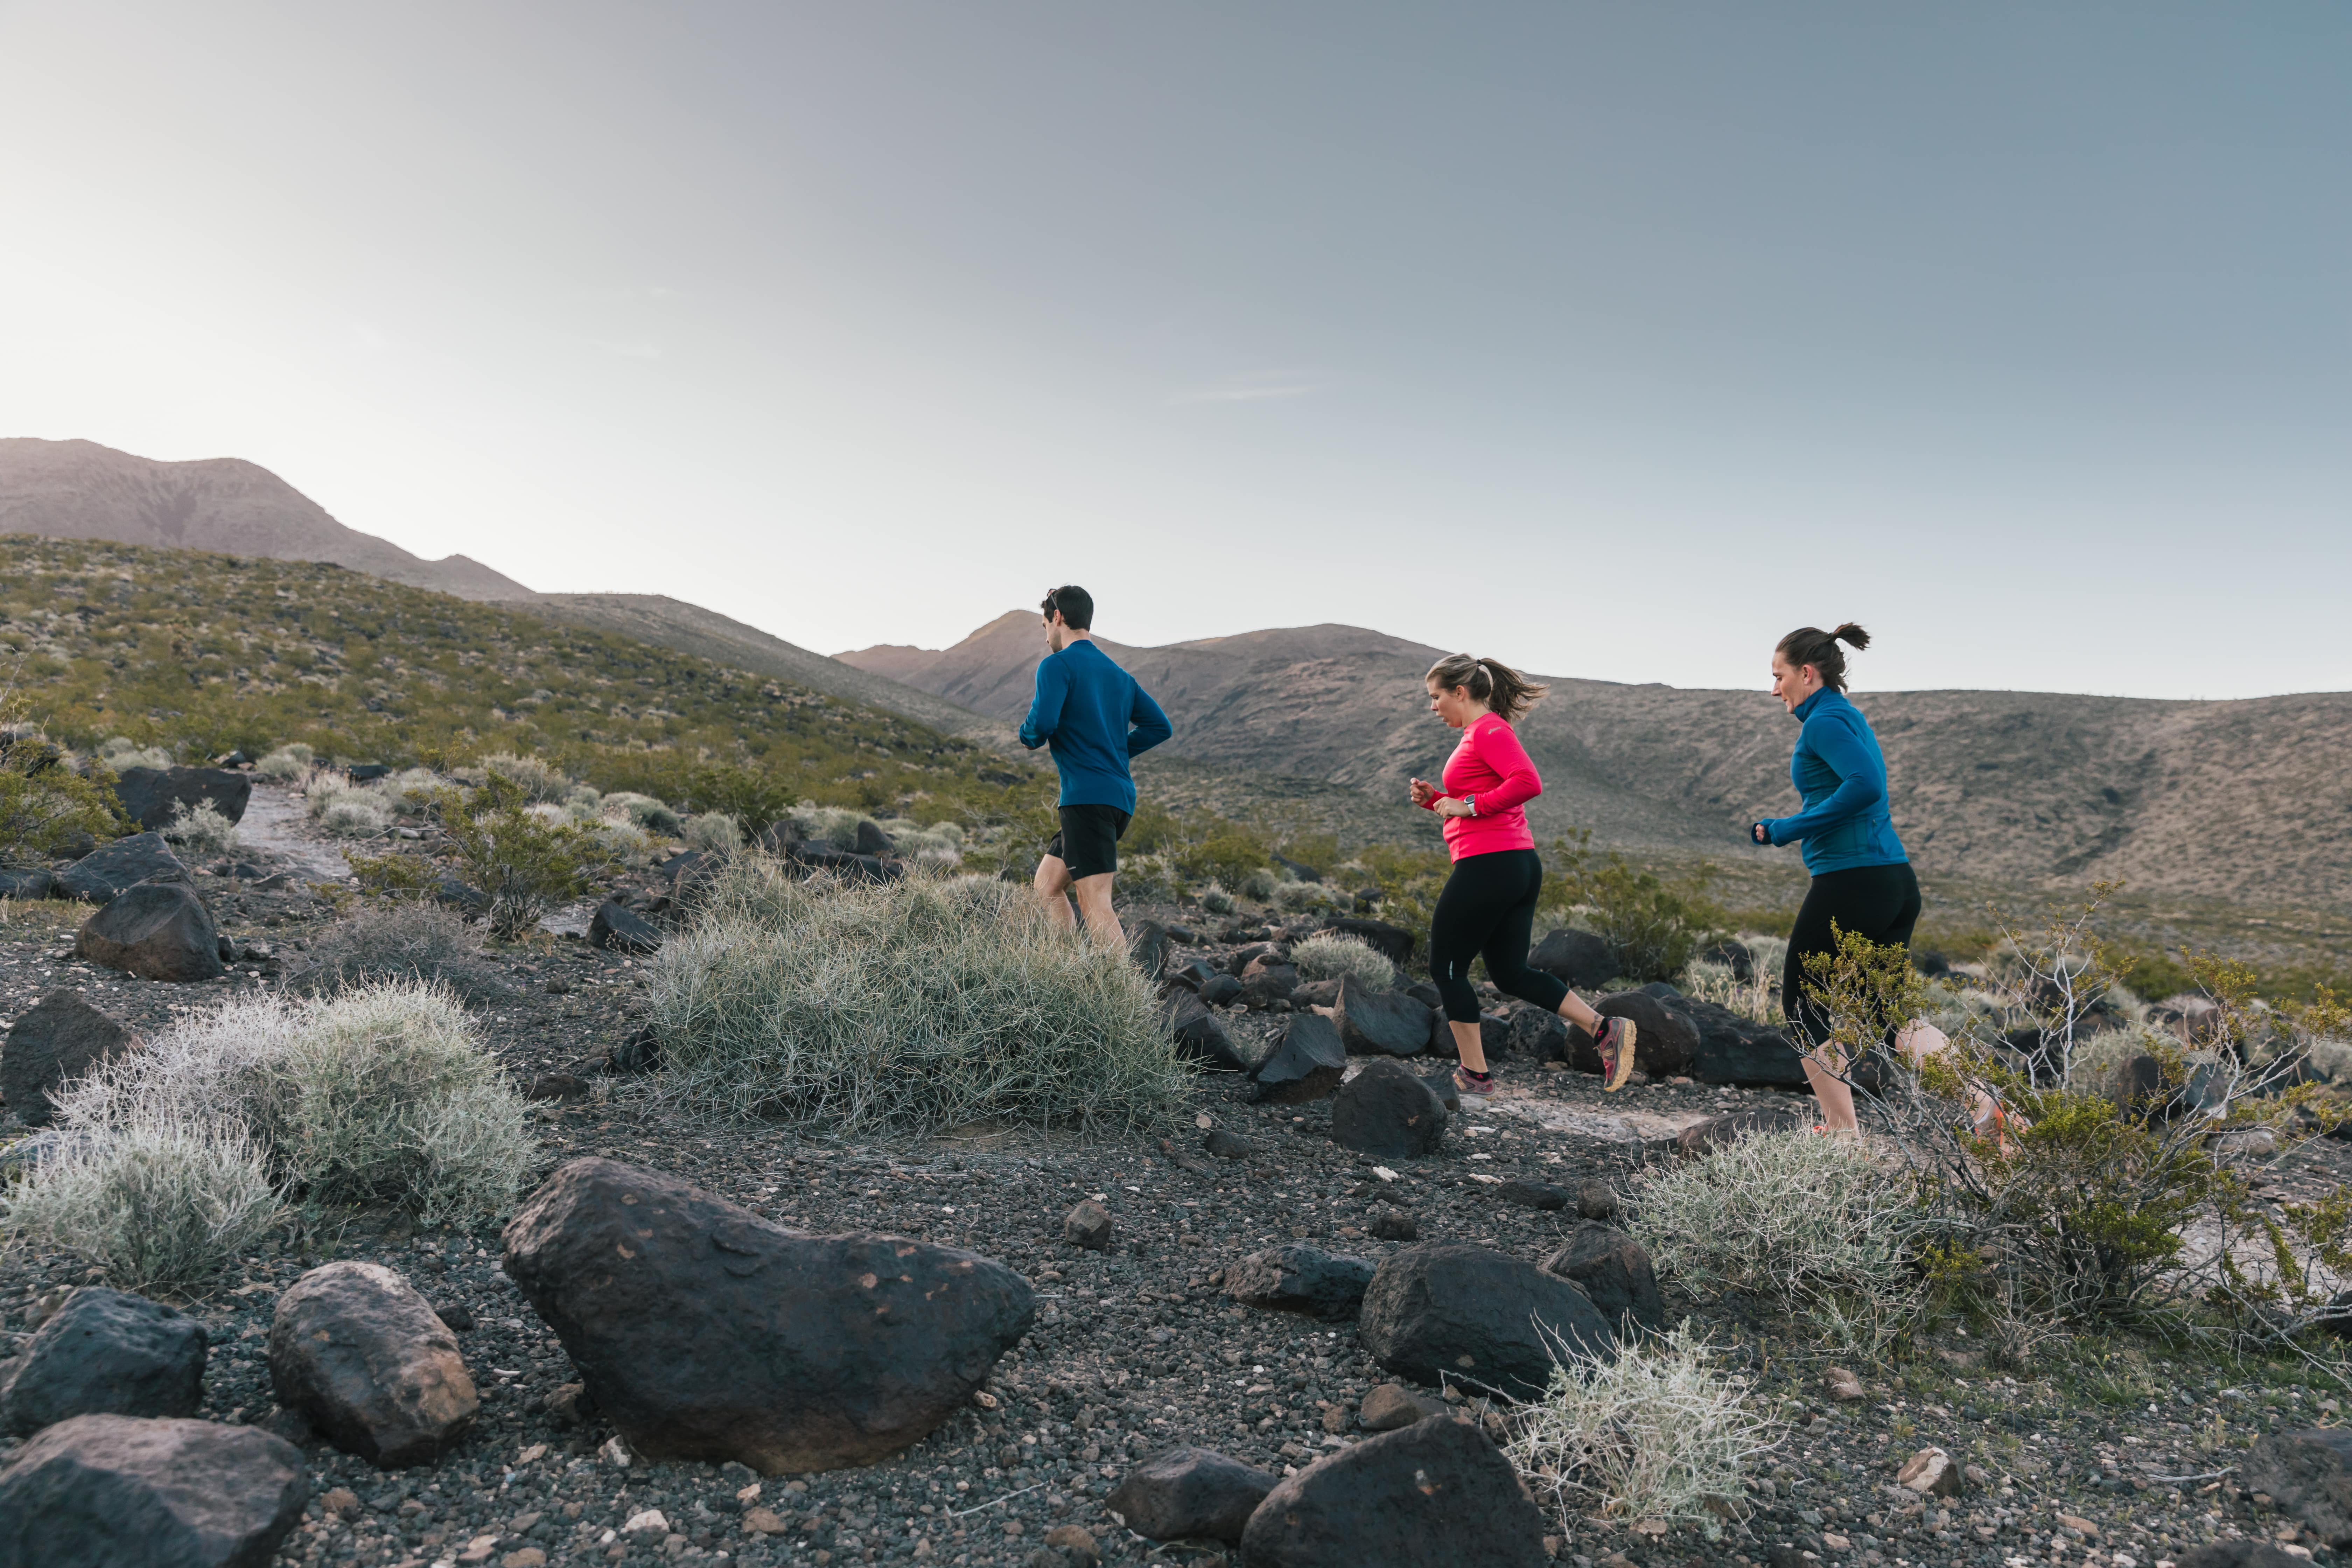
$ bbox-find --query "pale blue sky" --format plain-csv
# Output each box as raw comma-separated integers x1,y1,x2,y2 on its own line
1,3,2344,698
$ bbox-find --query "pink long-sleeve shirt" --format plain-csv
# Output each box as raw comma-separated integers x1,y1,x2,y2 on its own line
1421,712,1542,859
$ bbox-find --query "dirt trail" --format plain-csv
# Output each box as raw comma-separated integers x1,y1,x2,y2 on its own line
234,779,353,885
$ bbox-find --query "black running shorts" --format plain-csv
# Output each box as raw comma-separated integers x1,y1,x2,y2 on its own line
1045,804,1131,881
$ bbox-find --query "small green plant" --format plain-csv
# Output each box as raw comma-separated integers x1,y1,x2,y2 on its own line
601,791,684,836
253,742,315,780
96,736,174,770
683,812,744,853
0,702,122,865
4,1118,285,1298
478,750,570,803
1507,1324,1777,1540
433,776,615,941
1547,832,1724,983
1291,932,1398,990
162,799,241,858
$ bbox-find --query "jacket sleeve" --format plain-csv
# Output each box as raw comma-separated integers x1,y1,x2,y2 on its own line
1767,712,1885,845
1126,680,1172,757
1469,719,1543,815
1017,658,1066,751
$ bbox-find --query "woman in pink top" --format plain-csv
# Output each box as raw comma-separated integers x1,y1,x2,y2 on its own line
1409,654,1637,1104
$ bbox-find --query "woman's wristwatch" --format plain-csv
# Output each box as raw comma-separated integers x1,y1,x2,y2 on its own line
1465,794,1478,817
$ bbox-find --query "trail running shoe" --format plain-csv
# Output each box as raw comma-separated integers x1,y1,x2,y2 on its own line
1452,1066,1495,1106
1595,1016,1639,1092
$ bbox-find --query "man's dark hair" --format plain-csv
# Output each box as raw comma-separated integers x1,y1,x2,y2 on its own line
1042,585,1093,631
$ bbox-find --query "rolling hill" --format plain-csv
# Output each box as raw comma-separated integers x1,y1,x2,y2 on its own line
843,612,2352,910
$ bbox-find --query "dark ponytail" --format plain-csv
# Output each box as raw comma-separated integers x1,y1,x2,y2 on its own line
1425,653,1548,723
1775,623,1870,693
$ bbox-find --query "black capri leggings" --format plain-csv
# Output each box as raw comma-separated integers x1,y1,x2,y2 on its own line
1782,861,1923,1052
1429,848,1571,1026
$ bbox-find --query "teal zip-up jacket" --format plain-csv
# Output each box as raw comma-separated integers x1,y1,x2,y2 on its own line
1017,638,1171,812
1756,687,1908,874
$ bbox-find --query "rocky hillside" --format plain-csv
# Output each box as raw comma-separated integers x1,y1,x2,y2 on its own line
844,612,2352,909
0,438,535,601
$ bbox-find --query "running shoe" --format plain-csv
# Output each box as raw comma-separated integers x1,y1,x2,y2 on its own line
1452,1066,1495,1106
1594,1015,1639,1093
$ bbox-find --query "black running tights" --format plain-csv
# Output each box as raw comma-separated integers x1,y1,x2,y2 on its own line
1782,861,1923,1051
1429,848,1570,1026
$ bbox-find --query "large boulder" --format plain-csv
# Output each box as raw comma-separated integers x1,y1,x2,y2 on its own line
1506,1004,1570,1064
1,990,138,1126
1248,1014,1348,1104
1163,991,1248,1072
1359,1244,1612,1398
1677,1107,1812,1158
1240,963,1302,1010
1539,1223,1665,1331
587,899,662,955
0,1288,208,1437
1225,1246,1377,1320
1107,1447,1277,1544
500,1157,1034,1472
0,1413,308,1568
1330,1058,1448,1159
55,833,188,902
1326,918,1415,967
1237,1414,1549,1568
267,1263,478,1468
1567,991,1696,1077
111,768,252,834
1333,978,1432,1058
0,867,55,901
1668,995,1808,1088
75,884,224,983
1528,927,1614,989
2244,1428,2352,1548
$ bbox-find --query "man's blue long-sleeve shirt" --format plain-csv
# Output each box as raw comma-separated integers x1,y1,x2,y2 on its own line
1017,638,1172,812
1759,687,1908,874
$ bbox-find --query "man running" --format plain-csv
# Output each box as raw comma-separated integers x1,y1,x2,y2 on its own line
1019,585,1172,946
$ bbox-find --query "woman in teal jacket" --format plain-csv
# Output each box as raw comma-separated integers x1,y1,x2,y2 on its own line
1750,623,1920,1131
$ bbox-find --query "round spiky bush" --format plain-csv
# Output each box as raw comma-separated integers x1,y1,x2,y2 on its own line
1290,932,1396,990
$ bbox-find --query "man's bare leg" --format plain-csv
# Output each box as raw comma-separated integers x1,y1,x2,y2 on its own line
1072,872,1125,948
1034,855,1078,933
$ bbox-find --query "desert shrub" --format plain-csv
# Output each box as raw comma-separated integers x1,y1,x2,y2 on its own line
434,776,615,941
4,1118,284,1298
373,768,443,813
1291,932,1397,990
290,900,507,1004
1162,818,1275,894
1548,833,1723,983
602,791,683,836
163,799,241,858
1681,959,1783,1027
1508,1325,1775,1541
0,712,121,865
1273,879,1336,913
1630,1129,1928,1355
97,736,174,770
1198,884,1236,915
1353,840,1452,930
1240,867,1279,902
879,818,965,862
478,750,570,803
303,772,394,838
253,742,315,780
47,984,531,1226
683,812,744,853
649,854,1188,1136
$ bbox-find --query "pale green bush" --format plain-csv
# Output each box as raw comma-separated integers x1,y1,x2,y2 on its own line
254,742,315,780
1198,884,1237,915
162,800,241,858
303,772,393,838
290,902,508,1004
650,854,1188,1136
4,1118,284,1298
602,791,684,836
684,812,744,853
96,736,173,770
1274,880,1335,913
478,750,569,803
1291,932,1396,990
1240,867,1279,902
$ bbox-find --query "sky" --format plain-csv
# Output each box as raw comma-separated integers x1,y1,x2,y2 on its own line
1,3,2345,700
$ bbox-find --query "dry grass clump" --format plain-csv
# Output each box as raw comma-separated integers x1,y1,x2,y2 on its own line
1290,932,1396,990
683,812,743,853
1508,1325,1776,1540
96,736,174,770
1198,884,1236,915
600,791,684,836
301,771,394,838
649,854,1188,1136
290,900,508,1004
253,742,315,780
478,750,570,803
1628,1129,1926,1354
4,1119,284,1298
162,799,242,858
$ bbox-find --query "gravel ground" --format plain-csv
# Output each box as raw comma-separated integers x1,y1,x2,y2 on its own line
4,807,2350,1568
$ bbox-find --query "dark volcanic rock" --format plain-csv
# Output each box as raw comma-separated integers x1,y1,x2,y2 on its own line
1329,1058,1448,1158
1334,976,1432,1058
1359,1244,1612,1398
1127,918,1170,982
1528,927,1614,989
1237,1414,1549,1568
1506,1004,1570,1064
1240,962,1301,1009
500,1157,1034,1473
1,989,137,1126
1163,991,1248,1072
1671,995,1809,1088
55,832,188,902
1064,1201,1114,1251
1567,991,1696,1077
1696,938,1756,980
1199,973,1243,1008
267,1262,478,1468
1495,1180,1573,1211
1540,1223,1665,1331
587,898,662,954
0,1413,308,1568
1248,1014,1348,1104
1203,1128,1260,1160
1370,1206,1418,1241
75,883,224,982
1225,1246,1377,1320
2244,1428,2352,1548
1327,917,1415,967
0,867,55,900
0,1288,207,1437
432,875,490,916
1106,1447,1276,1545
111,766,252,833
1678,1107,1812,1158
